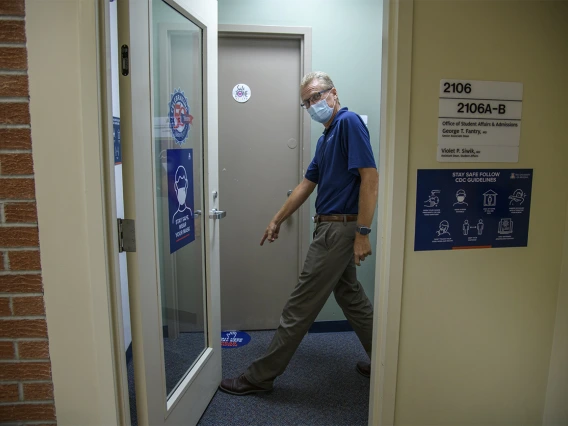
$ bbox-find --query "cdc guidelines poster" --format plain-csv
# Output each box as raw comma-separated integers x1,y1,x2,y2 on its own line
414,169,533,251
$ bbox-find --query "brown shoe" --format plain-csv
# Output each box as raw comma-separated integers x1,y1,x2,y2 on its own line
219,374,271,396
356,361,370,378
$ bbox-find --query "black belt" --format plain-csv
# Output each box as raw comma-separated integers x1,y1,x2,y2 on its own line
313,215,358,223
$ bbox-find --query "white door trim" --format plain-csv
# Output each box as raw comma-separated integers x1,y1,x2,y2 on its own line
369,0,414,425
98,1,134,424
218,24,312,275
27,0,126,424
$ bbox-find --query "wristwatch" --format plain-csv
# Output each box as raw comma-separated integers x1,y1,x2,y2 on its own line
356,225,372,236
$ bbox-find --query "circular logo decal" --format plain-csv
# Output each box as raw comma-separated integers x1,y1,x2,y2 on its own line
169,89,193,145
221,330,251,348
232,84,251,103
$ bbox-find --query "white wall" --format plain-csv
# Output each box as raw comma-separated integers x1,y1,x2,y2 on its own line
393,1,568,425
27,0,120,423
543,198,568,425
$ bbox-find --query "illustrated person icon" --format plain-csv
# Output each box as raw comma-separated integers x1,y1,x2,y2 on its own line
424,190,440,208
172,165,193,224
509,189,525,205
453,189,468,207
437,220,451,237
477,219,484,235
463,219,470,235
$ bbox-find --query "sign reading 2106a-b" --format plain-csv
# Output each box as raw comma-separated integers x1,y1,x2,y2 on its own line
414,169,533,251
438,79,523,163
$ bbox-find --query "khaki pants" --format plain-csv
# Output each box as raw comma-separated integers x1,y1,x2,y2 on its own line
244,221,374,389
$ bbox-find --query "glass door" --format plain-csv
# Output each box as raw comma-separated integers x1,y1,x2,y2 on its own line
117,0,222,424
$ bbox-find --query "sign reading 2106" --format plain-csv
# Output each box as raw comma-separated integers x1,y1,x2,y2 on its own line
414,169,533,251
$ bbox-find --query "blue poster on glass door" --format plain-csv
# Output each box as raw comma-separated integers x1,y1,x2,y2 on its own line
414,169,533,251
167,149,195,253
113,117,121,164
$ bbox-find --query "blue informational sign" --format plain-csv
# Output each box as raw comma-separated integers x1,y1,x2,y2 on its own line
113,117,121,164
415,169,533,251
167,149,195,253
221,331,251,348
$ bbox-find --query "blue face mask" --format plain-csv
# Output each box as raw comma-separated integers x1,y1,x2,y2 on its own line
308,97,334,124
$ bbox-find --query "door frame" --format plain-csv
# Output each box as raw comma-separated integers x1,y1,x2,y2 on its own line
369,0,414,425
218,25,312,275
28,0,412,424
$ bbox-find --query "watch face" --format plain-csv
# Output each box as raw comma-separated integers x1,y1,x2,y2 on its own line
358,226,371,235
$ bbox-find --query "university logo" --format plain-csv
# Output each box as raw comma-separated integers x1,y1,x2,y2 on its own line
232,83,251,103
168,89,193,145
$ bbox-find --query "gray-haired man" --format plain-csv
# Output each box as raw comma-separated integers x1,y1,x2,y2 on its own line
220,71,378,395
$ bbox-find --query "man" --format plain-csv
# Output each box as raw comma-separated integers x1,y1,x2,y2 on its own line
220,71,378,395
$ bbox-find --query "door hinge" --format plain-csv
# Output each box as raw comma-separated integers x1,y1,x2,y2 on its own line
117,218,136,253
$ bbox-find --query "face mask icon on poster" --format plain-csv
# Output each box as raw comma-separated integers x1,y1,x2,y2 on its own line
437,220,451,237
173,165,193,224
453,189,468,207
177,186,187,206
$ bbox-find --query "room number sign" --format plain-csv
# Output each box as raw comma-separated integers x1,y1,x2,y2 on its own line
437,79,523,163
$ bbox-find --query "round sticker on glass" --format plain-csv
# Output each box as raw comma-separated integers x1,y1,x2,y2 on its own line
232,84,251,103
221,330,251,348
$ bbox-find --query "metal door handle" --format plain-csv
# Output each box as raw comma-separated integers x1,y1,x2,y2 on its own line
287,190,293,197
194,210,201,218
209,209,226,220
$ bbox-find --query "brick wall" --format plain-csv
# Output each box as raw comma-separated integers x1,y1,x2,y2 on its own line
0,0,56,424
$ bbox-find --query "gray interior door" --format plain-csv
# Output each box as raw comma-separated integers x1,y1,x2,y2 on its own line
219,36,302,330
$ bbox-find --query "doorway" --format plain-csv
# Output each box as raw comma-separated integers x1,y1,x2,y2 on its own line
106,2,385,426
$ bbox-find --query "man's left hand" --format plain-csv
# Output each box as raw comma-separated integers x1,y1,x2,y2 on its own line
354,234,372,266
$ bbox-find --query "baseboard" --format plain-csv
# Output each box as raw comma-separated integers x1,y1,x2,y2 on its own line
125,341,133,363
309,320,353,333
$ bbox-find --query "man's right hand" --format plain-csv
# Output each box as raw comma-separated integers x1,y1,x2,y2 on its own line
260,221,281,246
259,179,316,246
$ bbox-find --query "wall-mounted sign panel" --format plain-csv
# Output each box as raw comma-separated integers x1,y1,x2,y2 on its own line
414,169,533,251
438,79,523,162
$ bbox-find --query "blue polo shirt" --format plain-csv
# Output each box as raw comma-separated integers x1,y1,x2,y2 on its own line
305,108,376,215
